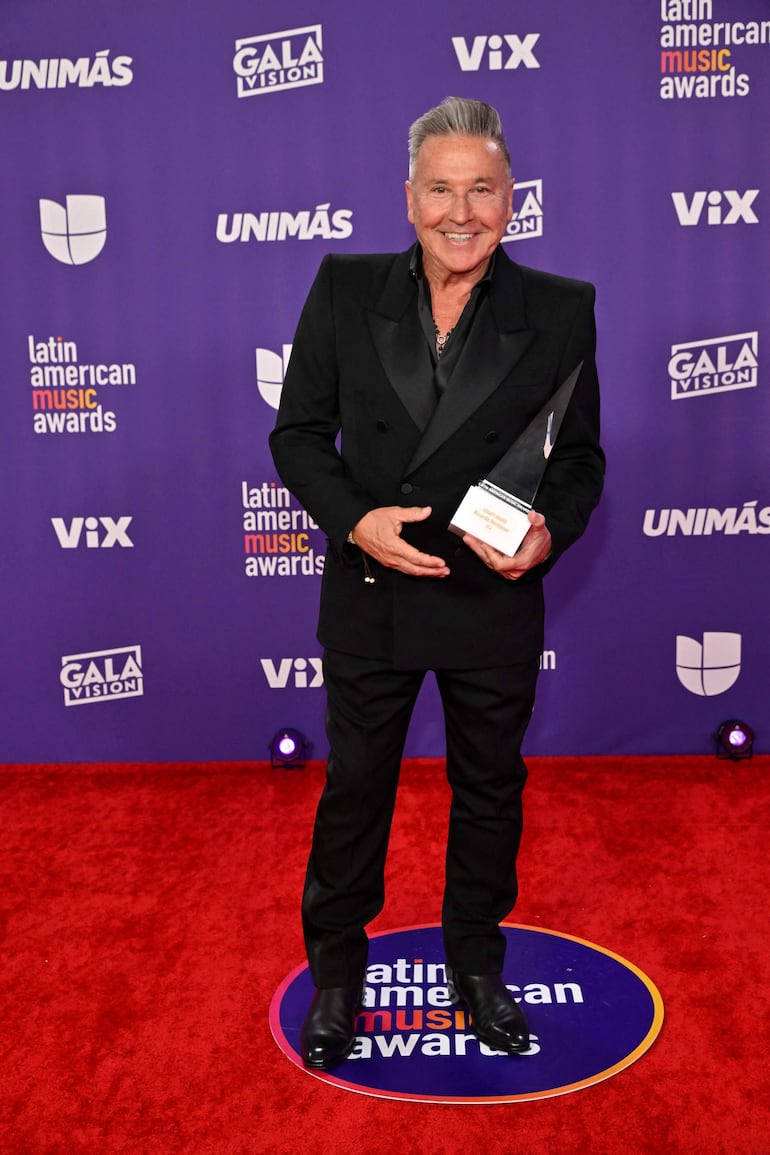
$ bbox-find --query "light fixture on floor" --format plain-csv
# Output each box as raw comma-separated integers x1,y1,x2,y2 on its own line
715,719,754,761
269,728,308,768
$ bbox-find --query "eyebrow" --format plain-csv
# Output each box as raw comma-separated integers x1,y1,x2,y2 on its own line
423,174,497,184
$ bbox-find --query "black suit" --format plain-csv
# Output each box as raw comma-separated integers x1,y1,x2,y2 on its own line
270,244,604,985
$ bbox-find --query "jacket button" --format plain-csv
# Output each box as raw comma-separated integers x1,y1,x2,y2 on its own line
484,430,498,442
376,420,389,432
400,482,414,495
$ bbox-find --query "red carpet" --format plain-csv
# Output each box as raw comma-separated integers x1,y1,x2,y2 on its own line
1,756,768,1154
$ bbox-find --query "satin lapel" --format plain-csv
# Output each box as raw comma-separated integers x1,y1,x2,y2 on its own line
365,310,436,431
364,254,436,431
405,256,536,475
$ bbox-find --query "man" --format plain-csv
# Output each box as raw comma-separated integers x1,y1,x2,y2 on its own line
270,97,604,1070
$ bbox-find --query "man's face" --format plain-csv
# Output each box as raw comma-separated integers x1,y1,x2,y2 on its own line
405,133,514,284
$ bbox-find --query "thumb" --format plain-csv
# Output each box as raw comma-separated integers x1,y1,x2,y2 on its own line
399,505,432,522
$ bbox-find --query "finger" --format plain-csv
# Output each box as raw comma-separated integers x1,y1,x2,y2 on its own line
388,542,447,569
396,505,433,523
462,534,506,567
400,563,450,578
463,534,524,580
395,558,451,578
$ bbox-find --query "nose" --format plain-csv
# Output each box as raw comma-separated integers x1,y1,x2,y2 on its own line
448,192,473,224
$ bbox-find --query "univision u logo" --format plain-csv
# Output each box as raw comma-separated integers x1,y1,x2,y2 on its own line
40,195,107,265
675,632,741,696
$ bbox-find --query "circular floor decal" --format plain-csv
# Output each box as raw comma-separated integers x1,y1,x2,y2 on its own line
270,923,663,1103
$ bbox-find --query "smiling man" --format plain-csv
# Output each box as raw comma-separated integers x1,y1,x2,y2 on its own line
406,131,514,287
270,97,605,1070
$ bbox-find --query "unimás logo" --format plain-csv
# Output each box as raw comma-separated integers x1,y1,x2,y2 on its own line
644,500,769,536
451,34,540,71
60,644,143,706
260,658,324,689
241,480,324,578
502,179,543,243
671,189,758,226
233,25,323,97
51,517,134,549
675,632,741,696
40,195,107,264
0,50,132,91
28,334,136,435
257,345,292,409
669,331,758,399
216,203,352,244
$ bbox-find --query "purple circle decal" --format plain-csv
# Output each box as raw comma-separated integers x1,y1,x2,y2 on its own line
270,923,664,1103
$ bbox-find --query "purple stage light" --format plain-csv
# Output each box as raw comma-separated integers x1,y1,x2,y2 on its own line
715,719,754,761
269,728,308,768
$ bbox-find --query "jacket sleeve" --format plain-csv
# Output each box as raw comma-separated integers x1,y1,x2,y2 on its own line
268,256,376,546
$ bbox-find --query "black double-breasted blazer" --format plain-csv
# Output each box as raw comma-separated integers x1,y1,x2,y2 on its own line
270,245,605,669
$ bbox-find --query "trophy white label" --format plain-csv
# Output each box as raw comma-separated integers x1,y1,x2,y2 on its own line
449,482,532,557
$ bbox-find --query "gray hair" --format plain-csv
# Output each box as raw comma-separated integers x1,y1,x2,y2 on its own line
407,96,511,179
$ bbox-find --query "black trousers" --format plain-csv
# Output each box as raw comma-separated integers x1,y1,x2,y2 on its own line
302,648,540,988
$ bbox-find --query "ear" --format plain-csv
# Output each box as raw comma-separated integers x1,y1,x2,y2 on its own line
507,178,515,220
405,179,415,224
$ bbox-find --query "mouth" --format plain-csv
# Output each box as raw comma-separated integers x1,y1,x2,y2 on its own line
442,232,478,242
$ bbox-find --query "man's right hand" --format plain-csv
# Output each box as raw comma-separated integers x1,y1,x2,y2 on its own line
350,506,449,578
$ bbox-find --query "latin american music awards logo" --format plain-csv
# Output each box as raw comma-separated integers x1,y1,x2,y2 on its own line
270,924,663,1103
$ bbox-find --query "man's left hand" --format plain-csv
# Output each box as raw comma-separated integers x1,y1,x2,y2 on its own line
463,510,552,581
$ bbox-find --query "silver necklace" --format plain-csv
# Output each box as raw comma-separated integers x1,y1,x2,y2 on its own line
435,325,453,358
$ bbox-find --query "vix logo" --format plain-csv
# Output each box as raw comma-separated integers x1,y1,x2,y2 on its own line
672,190,758,226
260,658,323,689
451,34,540,71
675,632,742,696
51,516,133,549
256,345,292,409
39,195,107,264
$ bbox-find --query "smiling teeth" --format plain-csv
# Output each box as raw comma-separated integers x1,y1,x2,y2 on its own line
445,233,474,240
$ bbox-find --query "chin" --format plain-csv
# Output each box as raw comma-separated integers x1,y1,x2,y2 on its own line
442,240,493,262
445,252,491,274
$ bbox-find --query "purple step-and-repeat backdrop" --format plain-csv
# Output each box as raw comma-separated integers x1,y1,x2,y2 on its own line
1,1,767,763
